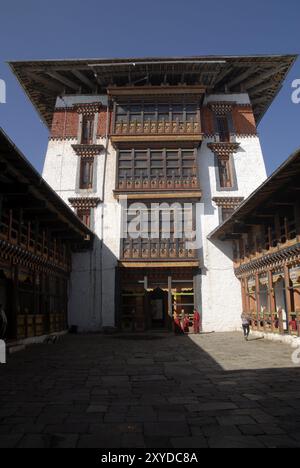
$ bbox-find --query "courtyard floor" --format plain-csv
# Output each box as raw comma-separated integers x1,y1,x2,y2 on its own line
1,331,300,448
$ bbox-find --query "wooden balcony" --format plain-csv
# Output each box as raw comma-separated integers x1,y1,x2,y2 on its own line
115,175,201,199
111,120,203,145
0,211,71,271
121,238,198,265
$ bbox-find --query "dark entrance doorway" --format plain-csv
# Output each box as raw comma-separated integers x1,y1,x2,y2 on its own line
0,270,14,340
149,288,168,329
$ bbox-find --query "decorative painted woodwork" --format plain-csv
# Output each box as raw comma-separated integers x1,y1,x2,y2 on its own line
213,197,244,209
208,142,240,160
72,144,104,158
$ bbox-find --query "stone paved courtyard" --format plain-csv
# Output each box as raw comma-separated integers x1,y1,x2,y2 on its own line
1,332,300,448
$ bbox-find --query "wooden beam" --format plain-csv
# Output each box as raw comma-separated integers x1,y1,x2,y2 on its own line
251,80,276,96
47,71,80,91
26,71,63,93
245,65,286,90
252,96,268,106
72,70,95,91
227,66,258,89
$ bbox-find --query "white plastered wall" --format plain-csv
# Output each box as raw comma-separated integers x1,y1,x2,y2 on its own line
199,93,267,332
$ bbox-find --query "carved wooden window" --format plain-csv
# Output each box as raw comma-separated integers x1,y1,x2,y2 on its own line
122,203,196,259
81,115,94,144
80,158,94,189
77,209,91,228
216,115,230,142
115,102,199,125
222,208,234,221
218,159,233,188
118,149,197,182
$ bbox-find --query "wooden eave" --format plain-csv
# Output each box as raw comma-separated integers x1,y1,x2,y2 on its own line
8,54,297,128
0,128,93,244
209,148,300,241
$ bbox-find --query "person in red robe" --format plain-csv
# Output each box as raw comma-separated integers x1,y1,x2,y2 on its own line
193,309,201,334
173,312,183,335
183,313,190,333
289,317,298,332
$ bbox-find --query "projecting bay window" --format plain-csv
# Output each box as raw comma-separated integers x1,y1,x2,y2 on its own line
121,203,197,261
81,115,94,145
117,148,199,191
79,158,94,189
218,158,233,189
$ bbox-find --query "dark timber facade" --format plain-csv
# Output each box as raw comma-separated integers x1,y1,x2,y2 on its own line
0,129,92,342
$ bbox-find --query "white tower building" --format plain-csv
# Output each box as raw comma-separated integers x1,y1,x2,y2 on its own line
10,55,296,332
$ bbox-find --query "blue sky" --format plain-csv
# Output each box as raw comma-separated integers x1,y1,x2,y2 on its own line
0,0,299,175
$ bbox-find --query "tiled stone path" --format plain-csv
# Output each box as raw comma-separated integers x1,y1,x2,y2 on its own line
1,332,300,448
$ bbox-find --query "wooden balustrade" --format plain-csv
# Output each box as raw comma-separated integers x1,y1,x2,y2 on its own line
0,211,70,269
118,175,200,191
121,238,197,261
114,120,201,136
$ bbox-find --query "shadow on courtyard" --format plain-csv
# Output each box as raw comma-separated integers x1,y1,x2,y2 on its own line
0,332,300,448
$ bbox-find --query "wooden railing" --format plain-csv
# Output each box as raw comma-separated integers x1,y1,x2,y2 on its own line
0,211,70,269
114,120,201,136
117,175,200,192
121,238,197,261
248,312,300,337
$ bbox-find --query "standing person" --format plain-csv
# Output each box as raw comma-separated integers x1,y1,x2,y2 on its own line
0,304,7,339
241,313,250,341
193,309,201,334
173,311,183,335
183,313,190,334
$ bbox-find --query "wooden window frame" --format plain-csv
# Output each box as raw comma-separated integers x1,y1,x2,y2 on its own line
218,158,233,189
81,115,95,145
79,158,94,190
77,208,91,228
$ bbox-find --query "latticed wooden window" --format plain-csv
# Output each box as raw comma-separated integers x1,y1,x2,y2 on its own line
81,115,94,144
216,115,230,142
77,209,91,228
218,159,233,188
222,208,234,221
80,158,94,189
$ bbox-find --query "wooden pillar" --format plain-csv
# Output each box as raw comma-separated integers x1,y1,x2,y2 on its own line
114,267,121,330
268,270,276,333
284,264,292,334
168,276,172,330
255,273,261,325
11,264,19,340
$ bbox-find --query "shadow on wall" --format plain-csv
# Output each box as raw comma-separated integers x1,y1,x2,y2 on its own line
69,236,118,332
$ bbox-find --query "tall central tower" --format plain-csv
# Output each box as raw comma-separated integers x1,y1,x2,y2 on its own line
10,55,296,332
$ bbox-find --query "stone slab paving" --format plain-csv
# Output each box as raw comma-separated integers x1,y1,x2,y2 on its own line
0,332,300,448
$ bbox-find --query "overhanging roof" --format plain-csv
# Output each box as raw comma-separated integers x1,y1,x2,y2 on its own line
0,128,93,242
8,55,297,128
209,148,300,241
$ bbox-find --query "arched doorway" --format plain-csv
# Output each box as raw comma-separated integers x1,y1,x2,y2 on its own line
149,287,168,330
